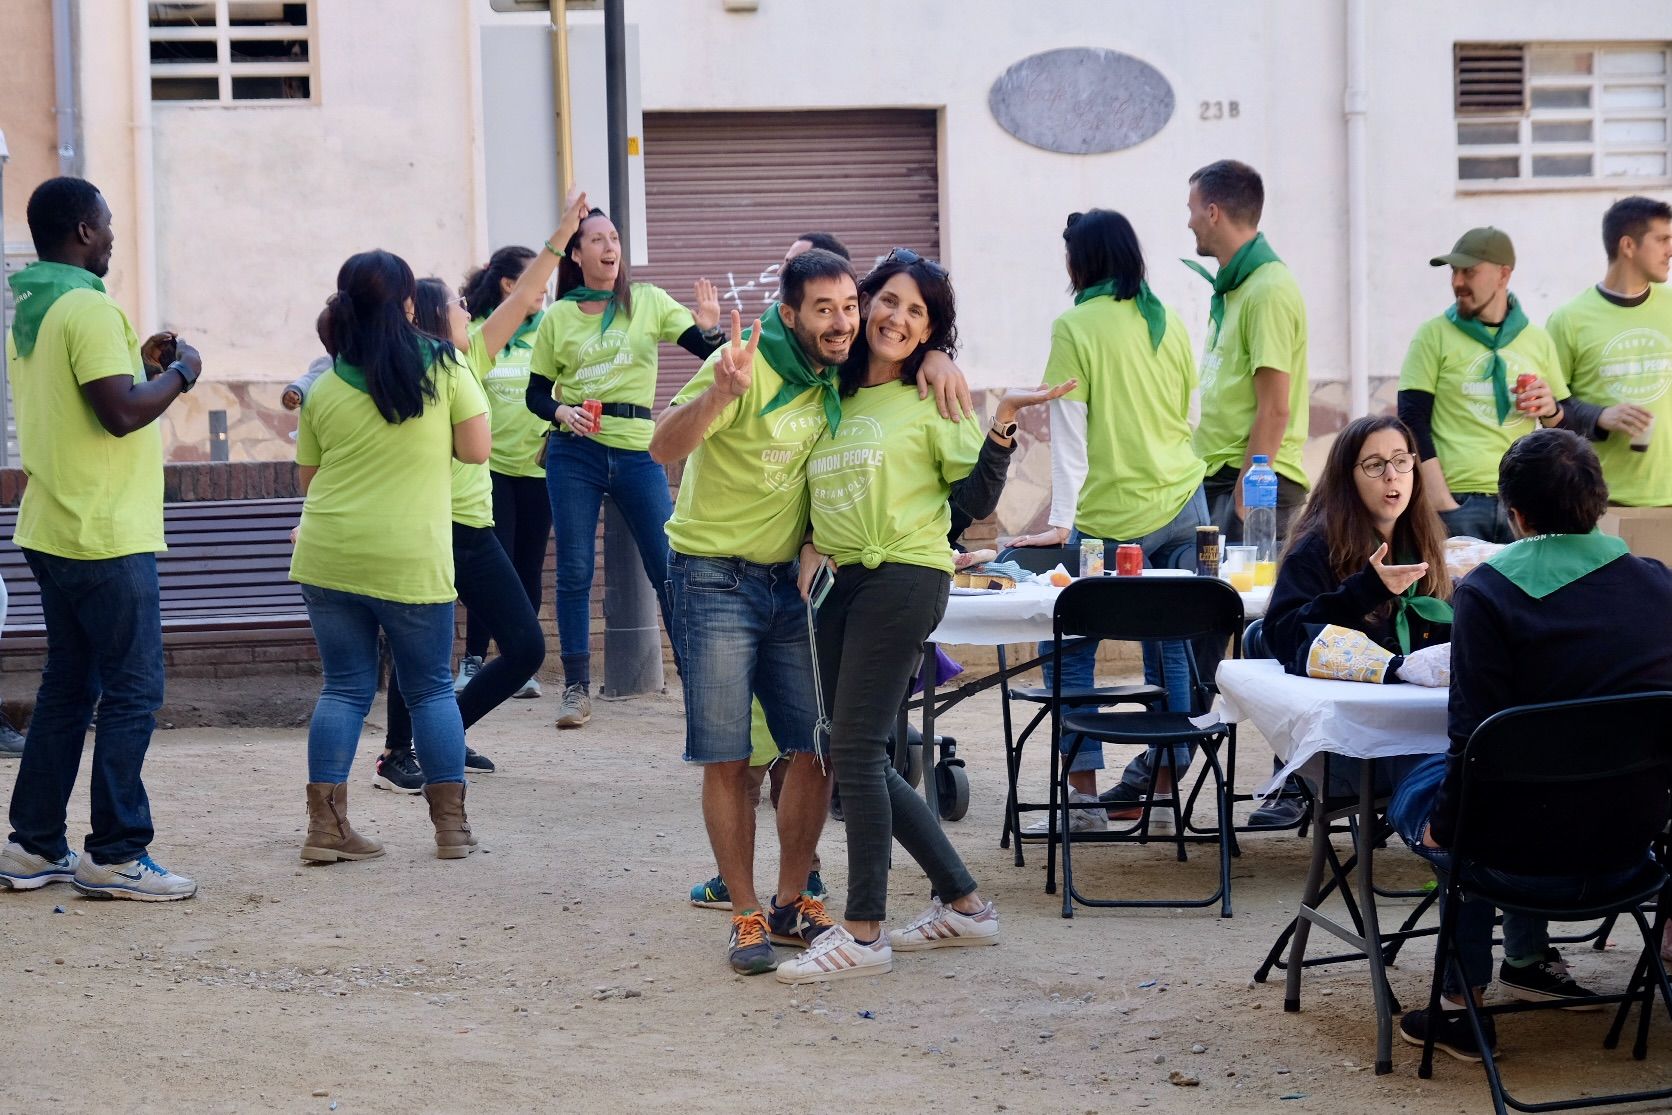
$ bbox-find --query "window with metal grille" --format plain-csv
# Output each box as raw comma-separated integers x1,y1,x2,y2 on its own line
148,1,314,105
1454,42,1670,187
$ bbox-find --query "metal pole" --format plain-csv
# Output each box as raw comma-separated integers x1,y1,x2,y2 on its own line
51,0,83,177
0,129,10,470
548,0,574,193
598,0,662,696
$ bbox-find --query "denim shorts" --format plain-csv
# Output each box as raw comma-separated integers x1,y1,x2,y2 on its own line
668,551,820,764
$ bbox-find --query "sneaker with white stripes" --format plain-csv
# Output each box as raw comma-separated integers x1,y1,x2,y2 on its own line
71,853,197,902
775,925,892,984
0,842,78,890
888,898,1000,951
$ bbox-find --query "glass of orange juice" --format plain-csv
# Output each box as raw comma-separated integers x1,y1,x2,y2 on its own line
1223,545,1256,592
1254,559,1277,587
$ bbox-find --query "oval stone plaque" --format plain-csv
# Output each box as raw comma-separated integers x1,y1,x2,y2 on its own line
989,48,1174,155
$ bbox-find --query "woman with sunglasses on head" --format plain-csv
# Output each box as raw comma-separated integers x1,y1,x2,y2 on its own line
774,249,1072,983
1263,414,1452,675
365,191,590,794
524,209,724,731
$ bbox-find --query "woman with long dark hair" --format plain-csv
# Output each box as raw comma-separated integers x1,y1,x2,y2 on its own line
290,249,490,862
774,251,1069,983
453,241,559,699
365,190,588,792
1013,208,1209,829
1264,414,1453,668
524,209,722,730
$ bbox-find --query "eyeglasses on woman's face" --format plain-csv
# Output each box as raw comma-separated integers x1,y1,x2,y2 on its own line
1357,452,1416,479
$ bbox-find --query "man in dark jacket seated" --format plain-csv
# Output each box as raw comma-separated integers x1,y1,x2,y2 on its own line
1389,428,1672,1062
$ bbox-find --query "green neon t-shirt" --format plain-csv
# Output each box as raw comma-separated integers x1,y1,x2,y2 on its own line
808,380,985,574
448,326,495,529
1398,314,1568,495
663,349,828,565
1548,285,1672,506
1191,260,1310,488
529,283,694,451
291,353,489,603
1045,296,1206,539
8,288,165,560
478,311,549,479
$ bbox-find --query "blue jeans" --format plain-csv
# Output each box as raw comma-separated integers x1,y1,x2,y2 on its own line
545,434,674,689
1439,492,1515,545
667,553,819,764
300,585,464,785
1040,486,1207,779
8,550,164,864
1389,755,1643,994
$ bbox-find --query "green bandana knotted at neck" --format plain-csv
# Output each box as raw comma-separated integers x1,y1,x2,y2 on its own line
1445,293,1529,425
1390,584,1454,656
752,307,844,434
1181,232,1282,335
7,261,106,358
498,309,544,356
1486,528,1630,599
1075,279,1167,350
558,287,618,335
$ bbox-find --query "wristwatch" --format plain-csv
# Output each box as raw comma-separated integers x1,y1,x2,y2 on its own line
166,359,199,393
991,416,1018,440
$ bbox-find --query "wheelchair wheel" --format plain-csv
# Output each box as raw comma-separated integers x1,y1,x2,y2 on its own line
936,761,970,821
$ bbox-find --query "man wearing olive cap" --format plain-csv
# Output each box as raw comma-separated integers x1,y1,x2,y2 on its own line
1396,227,1595,543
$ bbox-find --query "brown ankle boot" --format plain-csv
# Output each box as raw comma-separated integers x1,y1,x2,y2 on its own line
302,783,385,863
423,781,478,859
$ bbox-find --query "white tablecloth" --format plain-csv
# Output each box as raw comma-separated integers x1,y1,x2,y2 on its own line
1213,659,1450,795
928,571,1269,647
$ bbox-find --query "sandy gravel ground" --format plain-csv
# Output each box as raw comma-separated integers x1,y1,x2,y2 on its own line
2,672,1668,1114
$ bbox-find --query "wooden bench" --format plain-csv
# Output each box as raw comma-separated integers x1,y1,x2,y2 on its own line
0,498,309,652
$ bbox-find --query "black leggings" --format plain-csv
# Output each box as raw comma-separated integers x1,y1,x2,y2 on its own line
464,472,551,659
387,522,546,750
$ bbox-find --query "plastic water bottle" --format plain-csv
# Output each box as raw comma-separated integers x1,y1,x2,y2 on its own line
1243,455,1278,586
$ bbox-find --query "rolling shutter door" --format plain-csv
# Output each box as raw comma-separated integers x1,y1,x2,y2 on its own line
638,109,941,406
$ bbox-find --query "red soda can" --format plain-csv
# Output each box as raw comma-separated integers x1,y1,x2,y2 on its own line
1515,374,1536,411
1115,543,1144,577
582,398,604,427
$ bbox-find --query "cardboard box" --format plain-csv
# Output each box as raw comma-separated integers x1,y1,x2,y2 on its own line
1599,505,1672,566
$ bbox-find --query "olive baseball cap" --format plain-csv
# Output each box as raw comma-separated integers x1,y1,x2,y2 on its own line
1430,227,1516,269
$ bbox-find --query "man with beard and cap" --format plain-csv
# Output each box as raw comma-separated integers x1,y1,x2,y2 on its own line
651,248,970,975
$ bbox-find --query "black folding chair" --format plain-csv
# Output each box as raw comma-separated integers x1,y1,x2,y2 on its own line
994,545,1164,865
1044,576,1244,918
1417,692,1672,1114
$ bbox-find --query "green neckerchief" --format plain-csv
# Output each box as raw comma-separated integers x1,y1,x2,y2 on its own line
1390,582,1454,656
7,261,106,358
751,306,844,434
332,356,369,395
479,309,543,357
1486,528,1630,599
1180,232,1282,334
1444,294,1529,424
559,287,617,334
330,338,448,397
1075,279,1167,350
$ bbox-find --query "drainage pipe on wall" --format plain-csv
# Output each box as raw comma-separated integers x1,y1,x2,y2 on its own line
52,0,83,176
1345,0,1371,420
129,0,158,332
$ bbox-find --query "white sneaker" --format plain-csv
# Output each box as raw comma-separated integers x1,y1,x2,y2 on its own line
454,655,484,694
71,854,197,902
889,898,1000,951
513,676,542,699
1022,790,1109,835
0,842,79,890
775,925,892,984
